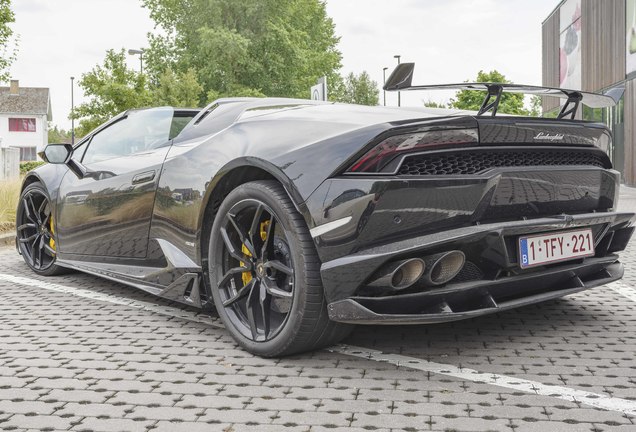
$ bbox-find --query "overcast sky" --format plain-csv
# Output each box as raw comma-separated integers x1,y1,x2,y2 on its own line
9,0,560,130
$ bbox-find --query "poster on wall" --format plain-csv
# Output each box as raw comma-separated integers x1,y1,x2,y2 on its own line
628,0,636,77
559,0,582,90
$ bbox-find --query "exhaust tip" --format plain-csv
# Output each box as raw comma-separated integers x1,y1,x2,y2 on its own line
391,258,426,290
368,258,426,291
423,251,465,286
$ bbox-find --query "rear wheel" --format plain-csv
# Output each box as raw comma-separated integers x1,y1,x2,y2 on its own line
16,182,67,276
208,180,352,357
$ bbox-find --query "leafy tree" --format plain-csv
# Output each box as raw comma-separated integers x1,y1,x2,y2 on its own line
48,124,71,144
0,0,17,82
529,95,542,117
424,100,448,109
329,71,379,106
450,70,529,115
152,68,203,107
141,0,342,102
73,49,152,137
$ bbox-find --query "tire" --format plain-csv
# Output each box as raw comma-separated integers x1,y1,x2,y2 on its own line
208,180,352,357
16,182,68,276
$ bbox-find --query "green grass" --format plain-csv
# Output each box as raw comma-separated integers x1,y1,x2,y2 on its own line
0,178,21,233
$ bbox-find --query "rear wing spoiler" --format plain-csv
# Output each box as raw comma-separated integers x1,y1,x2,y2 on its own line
384,63,624,119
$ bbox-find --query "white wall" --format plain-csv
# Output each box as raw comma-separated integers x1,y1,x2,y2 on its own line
0,114,48,160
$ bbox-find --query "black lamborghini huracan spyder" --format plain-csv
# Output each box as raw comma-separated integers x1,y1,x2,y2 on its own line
17,64,634,356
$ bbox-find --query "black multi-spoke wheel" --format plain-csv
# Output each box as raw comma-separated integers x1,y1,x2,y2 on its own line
17,182,66,276
208,181,352,357
217,199,294,342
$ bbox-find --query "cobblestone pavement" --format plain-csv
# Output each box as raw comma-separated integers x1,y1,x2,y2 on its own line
1,189,636,432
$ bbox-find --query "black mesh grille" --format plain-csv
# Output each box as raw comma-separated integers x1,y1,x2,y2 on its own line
397,149,609,176
450,261,484,283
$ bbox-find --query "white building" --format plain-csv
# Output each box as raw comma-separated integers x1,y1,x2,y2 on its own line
0,80,51,161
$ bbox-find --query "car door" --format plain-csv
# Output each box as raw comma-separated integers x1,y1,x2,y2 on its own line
56,107,176,258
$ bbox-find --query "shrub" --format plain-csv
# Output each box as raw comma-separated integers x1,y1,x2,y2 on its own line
20,161,46,175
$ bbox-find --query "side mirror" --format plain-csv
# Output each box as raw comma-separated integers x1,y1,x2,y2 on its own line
41,144,73,164
40,143,94,180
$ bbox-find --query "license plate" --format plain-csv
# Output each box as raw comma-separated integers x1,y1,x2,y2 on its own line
519,228,595,268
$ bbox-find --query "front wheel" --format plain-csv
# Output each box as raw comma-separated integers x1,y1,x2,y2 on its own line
16,182,68,276
208,180,352,357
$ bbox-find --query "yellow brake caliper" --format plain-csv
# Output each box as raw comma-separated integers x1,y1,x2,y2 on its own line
49,214,56,253
240,220,270,286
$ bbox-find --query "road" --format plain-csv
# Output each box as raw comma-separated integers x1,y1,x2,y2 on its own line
1,188,636,432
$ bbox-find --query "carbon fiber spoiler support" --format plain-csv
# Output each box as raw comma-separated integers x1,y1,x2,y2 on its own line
383,63,623,118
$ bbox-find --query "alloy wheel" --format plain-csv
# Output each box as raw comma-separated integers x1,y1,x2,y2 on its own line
217,199,295,342
17,189,56,271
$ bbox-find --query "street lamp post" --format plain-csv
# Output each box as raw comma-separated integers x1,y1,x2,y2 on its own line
128,49,144,74
382,67,388,106
70,76,75,145
394,55,401,107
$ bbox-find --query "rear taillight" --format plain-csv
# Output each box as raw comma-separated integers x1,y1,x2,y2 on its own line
348,128,479,173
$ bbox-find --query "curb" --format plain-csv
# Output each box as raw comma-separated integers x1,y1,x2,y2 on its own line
0,233,15,248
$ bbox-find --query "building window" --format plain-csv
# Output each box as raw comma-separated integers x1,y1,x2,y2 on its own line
8,118,36,132
12,146,36,161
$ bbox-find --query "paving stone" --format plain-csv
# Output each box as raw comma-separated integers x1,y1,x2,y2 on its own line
220,384,291,399
273,409,353,427
43,388,115,404
20,366,79,379
30,377,90,390
71,417,154,432
429,415,512,431
548,407,633,424
2,413,76,430
124,405,202,421
152,420,233,432
175,394,249,410
153,381,224,395
0,387,47,401
198,408,276,424
310,428,389,432
108,390,179,407
0,399,62,416
509,420,595,432
74,369,141,381
90,379,155,393
57,402,132,418
466,404,551,421
248,396,320,412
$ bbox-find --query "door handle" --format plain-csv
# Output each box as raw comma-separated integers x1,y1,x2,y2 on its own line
132,170,156,185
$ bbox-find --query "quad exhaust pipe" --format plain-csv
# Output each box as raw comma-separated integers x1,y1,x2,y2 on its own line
368,250,466,291
368,258,426,290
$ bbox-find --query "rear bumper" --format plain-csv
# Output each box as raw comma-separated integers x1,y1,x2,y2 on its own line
321,211,634,324
328,258,622,324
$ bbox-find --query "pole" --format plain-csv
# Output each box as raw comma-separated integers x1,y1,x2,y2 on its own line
70,76,75,145
128,49,144,74
394,55,401,107
383,67,388,107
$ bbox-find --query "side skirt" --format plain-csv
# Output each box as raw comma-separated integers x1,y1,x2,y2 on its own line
56,239,203,308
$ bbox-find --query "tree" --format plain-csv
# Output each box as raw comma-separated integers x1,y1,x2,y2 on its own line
424,100,447,109
152,68,203,107
329,71,379,106
141,0,342,102
0,0,17,82
73,49,152,136
529,95,542,117
450,70,529,115
48,124,71,144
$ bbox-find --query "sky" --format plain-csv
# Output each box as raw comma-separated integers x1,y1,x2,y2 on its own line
9,0,560,131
